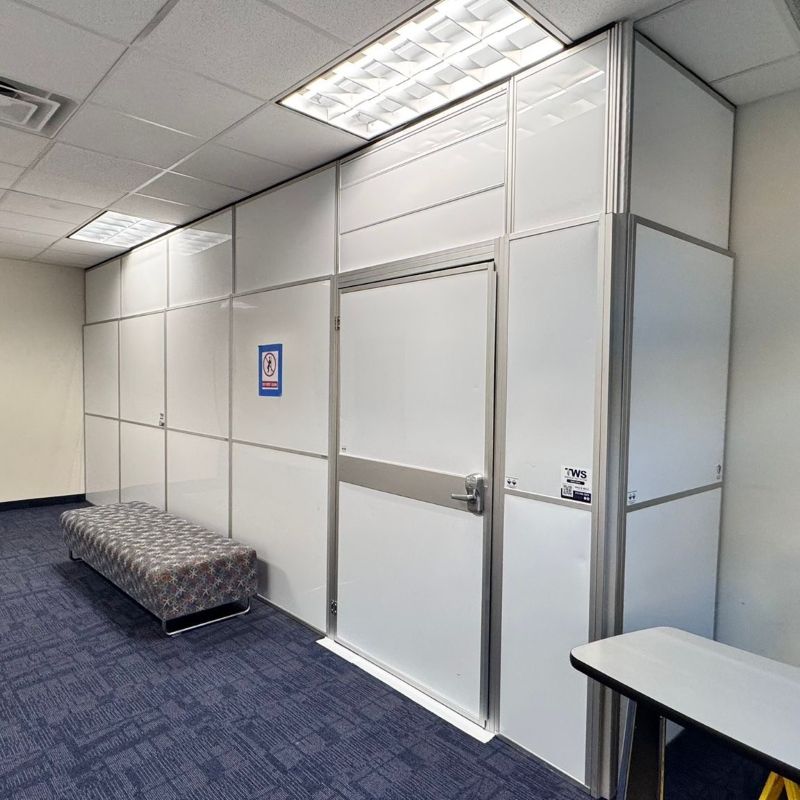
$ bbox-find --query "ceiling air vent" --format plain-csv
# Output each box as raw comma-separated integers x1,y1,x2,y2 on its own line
0,77,76,136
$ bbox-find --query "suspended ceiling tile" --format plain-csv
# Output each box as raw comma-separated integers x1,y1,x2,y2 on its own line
0,210,75,236
0,242,47,260
0,191,99,224
523,0,675,40
91,50,263,138
110,193,207,225
269,0,425,46
638,0,800,83
0,127,49,167
46,238,126,257
712,54,800,105
19,0,167,43
138,172,247,210
219,104,364,170
58,104,200,169
139,0,346,99
0,226,59,248
0,0,126,99
0,163,24,189
37,247,99,267
13,172,127,207
176,144,299,192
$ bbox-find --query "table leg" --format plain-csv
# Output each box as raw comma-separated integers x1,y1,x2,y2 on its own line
617,700,665,800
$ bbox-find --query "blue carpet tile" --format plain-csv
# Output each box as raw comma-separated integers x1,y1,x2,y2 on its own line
0,504,767,800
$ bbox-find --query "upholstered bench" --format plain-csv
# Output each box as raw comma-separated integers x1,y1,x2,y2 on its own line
61,501,257,635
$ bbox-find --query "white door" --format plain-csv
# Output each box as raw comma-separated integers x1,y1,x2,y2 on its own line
335,262,495,723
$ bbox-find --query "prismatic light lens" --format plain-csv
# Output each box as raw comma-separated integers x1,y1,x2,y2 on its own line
281,0,562,139
70,211,175,248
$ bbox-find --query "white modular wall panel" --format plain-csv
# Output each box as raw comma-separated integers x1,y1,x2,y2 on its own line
339,127,506,234
505,223,599,499
121,239,167,316
85,259,120,323
83,321,119,418
85,414,119,505
235,168,335,293
500,495,591,783
339,189,504,273
339,270,487,475
119,313,165,427
120,422,165,508
337,482,484,718
166,301,229,437
340,91,507,188
232,281,329,455
168,210,232,306
339,93,507,272
231,442,328,630
624,489,722,638
630,40,734,248
513,41,607,232
167,431,228,536
627,226,733,504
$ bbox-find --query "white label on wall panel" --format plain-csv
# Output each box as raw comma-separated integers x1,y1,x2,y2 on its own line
561,465,592,503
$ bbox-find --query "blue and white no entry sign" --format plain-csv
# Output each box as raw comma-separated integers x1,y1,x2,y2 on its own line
258,343,283,397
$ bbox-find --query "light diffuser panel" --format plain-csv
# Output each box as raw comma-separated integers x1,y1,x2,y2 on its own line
281,0,562,139
70,211,175,248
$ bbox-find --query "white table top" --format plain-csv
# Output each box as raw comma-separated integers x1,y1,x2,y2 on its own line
571,627,800,779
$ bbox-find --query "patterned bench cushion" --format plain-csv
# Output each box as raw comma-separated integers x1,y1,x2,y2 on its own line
61,502,257,621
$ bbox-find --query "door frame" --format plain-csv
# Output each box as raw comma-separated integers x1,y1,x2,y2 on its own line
326,238,504,724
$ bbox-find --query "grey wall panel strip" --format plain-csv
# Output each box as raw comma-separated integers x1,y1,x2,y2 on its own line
504,487,594,512
231,439,327,461
632,216,735,258
626,482,723,513
337,455,470,513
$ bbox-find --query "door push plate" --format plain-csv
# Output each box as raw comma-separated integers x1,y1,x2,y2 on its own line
451,473,485,515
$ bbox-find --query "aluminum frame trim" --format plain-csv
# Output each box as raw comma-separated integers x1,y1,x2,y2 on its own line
605,22,634,215
503,487,594,512
230,439,327,461
337,455,476,513
626,482,723,513
509,214,603,242
228,206,236,538
634,32,736,113
632,215,735,258
336,240,496,289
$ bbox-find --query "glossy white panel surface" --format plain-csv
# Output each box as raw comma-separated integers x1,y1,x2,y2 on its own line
231,443,328,630
85,259,120,322
119,313,165,427
235,168,335,293
121,239,167,316
337,483,484,718
120,422,165,508
166,301,229,437
232,281,329,454
500,495,590,783
341,91,507,188
168,210,232,306
83,321,118,418
167,430,228,536
339,126,505,233
514,41,607,232
624,490,721,638
631,41,734,248
85,414,119,505
339,187,504,273
340,270,487,475
505,223,599,499
628,226,732,503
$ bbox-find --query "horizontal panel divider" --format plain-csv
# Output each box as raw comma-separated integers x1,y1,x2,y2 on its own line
166,427,229,443
233,273,334,298
84,317,120,327
509,214,603,242
166,295,232,312
504,486,593,511
338,454,471,513
339,183,505,236
626,482,723,513
119,418,165,431
85,412,119,422
339,119,507,192
231,439,327,460
631,215,734,257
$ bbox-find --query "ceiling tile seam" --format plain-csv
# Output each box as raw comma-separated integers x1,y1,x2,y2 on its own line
0,205,85,227
7,0,141,46
635,0,694,26
769,0,800,48
78,102,205,138
712,50,800,83
257,0,354,47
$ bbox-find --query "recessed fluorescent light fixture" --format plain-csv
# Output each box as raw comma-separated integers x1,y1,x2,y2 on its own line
280,0,563,139
70,211,175,248
170,229,232,257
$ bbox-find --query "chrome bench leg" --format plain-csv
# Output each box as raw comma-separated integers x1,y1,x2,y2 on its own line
161,598,252,637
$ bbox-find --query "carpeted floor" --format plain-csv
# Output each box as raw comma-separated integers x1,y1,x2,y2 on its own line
0,504,767,800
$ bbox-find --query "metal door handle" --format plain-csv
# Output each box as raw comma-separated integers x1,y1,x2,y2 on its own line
451,473,485,515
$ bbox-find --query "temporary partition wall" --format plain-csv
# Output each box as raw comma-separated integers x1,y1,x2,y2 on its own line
81,23,734,799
